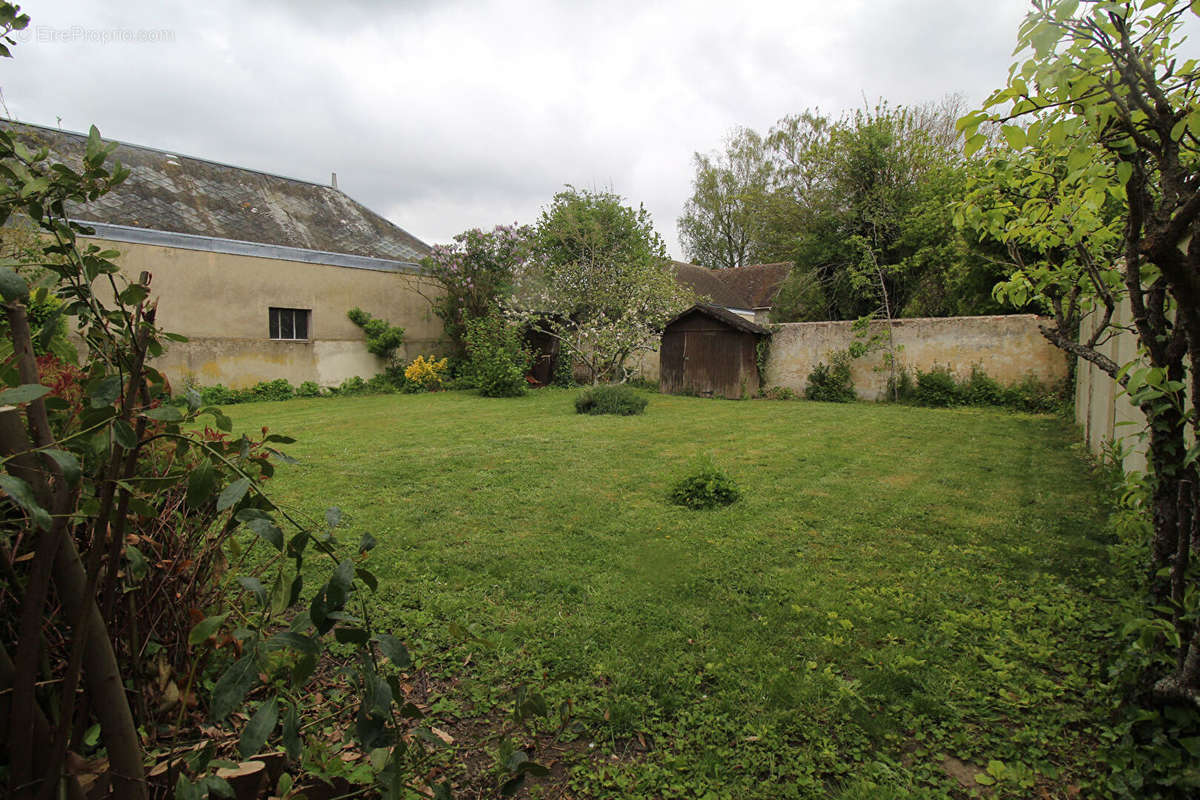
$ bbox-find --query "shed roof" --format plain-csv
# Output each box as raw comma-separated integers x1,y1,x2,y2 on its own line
666,303,772,336
1,120,431,265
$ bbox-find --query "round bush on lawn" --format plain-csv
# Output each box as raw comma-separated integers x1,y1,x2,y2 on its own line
574,385,648,416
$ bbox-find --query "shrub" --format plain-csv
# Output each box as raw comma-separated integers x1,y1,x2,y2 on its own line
551,351,576,388
465,315,532,398
1002,374,1065,413
296,380,322,397
887,368,916,403
250,378,295,402
347,307,405,365
761,386,798,400
199,383,236,406
404,354,449,391
575,385,648,416
335,375,369,395
915,367,963,407
623,376,659,392
963,366,1003,406
804,351,856,402
669,457,741,510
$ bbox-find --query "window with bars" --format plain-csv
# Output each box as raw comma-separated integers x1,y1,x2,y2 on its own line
269,307,310,340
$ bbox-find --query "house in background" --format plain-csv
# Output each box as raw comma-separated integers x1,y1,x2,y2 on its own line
671,261,791,324
2,120,443,389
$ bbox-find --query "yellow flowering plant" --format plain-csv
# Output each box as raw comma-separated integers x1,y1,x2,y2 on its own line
403,354,448,390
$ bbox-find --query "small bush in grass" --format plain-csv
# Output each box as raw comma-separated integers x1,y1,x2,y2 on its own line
296,380,322,397
251,378,295,402
575,385,648,416
669,457,741,510
915,367,963,407
804,351,856,402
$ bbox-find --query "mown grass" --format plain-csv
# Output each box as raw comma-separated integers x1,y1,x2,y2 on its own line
231,388,1118,799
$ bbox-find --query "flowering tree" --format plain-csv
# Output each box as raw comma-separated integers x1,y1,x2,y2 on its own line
959,0,1200,709
423,225,534,360
512,187,693,384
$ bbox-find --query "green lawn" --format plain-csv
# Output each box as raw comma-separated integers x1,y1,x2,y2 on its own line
231,389,1116,799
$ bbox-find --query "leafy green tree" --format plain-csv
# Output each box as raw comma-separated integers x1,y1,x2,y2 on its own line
677,128,774,269
960,0,1200,708
770,102,981,321
424,225,533,361
514,187,692,384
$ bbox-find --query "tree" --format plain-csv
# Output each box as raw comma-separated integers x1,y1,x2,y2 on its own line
514,187,692,384
424,224,533,362
677,128,773,269
960,0,1200,706
769,102,990,321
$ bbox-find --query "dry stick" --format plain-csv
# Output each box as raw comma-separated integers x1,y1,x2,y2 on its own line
0,643,86,800
0,325,146,798
3,302,68,800
41,294,158,800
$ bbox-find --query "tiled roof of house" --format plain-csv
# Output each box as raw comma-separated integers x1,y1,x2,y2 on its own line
671,260,791,310
719,262,791,309
1,120,431,264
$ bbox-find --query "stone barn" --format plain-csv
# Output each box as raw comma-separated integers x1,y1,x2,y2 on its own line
660,303,770,398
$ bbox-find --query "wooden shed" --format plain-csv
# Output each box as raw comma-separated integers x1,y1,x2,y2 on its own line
660,304,770,398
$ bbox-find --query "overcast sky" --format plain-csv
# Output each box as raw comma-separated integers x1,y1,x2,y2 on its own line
3,0,1039,259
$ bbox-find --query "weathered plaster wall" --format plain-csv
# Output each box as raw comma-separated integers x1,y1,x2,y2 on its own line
86,237,444,389
763,314,1069,401
1075,301,1149,474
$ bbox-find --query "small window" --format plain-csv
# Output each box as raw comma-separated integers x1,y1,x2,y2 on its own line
269,307,310,340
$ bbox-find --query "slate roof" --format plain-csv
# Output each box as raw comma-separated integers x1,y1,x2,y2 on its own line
666,302,772,336
1,120,430,265
671,260,791,310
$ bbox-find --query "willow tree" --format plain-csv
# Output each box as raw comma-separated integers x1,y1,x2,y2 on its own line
959,0,1200,705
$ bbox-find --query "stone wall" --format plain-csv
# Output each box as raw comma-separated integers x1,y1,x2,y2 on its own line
762,314,1069,401
1075,301,1149,474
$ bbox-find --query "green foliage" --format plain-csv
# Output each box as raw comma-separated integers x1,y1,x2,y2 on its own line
908,366,1066,413
424,225,533,360
0,85,486,800
804,351,856,402
550,349,576,388
346,307,405,366
250,378,294,402
682,99,1007,322
296,380,322,398
516,186,693,384
668,456,740,509
574,384,648,416
464,315,531,398
915,367,963,408
678,127,773,268
760,385,799,400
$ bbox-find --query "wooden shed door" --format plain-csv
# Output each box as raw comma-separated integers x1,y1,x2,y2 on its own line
682,331,742,397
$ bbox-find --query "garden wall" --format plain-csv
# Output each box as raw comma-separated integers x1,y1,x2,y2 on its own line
1075,302,1150,474
762,314,1069,402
